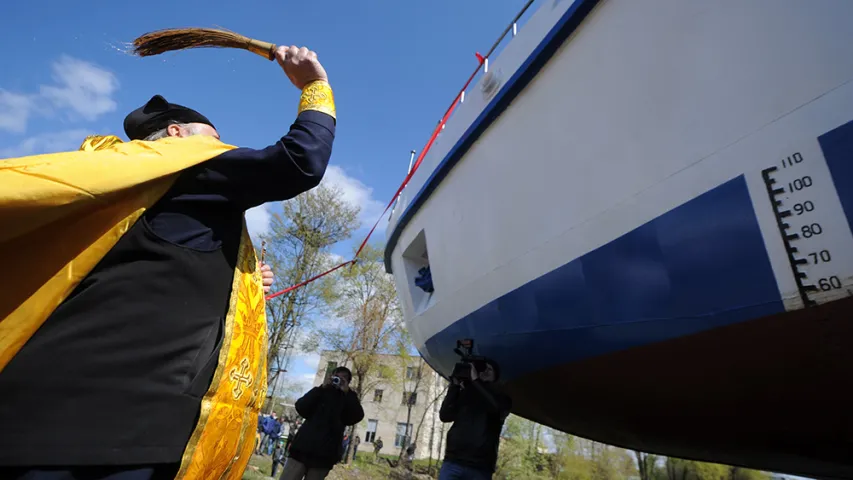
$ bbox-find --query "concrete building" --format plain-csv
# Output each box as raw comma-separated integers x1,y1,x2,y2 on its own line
310,350,450,461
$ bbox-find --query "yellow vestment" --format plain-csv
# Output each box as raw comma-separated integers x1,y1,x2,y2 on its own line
0,132,269,479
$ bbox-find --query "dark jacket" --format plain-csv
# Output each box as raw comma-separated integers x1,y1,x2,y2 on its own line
262,416,280,436
273,444,285,464
289,386,364,468
439,380,512,473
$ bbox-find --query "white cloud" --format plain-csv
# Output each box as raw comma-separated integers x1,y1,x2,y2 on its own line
326,252,346,264
300,352,322,373
246,204,272,241
243,166,387,240
296,373,317,393
0,129,93,159
0,90,33,134
321,165,387,231
284,352,322,396
315,314,348,333
282,373,318,398
39,55,119,121
270,372,317,399
0,55,118,134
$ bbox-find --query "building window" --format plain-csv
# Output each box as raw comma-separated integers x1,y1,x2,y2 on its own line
366,419,378,443
394,422,412,448
406,366,416,379
324,361,337,381
402,392,417,406
374,389,384,403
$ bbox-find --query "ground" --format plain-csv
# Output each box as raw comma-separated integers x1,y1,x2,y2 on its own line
242,453,439,480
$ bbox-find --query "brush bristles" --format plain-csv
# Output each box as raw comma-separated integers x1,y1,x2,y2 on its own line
131,27,275,59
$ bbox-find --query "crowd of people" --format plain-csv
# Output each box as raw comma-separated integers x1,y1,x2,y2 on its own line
256,411,301,476
257,366,364,480
256,358,511,480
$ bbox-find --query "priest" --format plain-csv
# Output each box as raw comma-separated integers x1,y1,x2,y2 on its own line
0,45,335,480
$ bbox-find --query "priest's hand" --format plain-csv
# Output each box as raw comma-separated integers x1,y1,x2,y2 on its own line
258,262,275,294
275,45,328,90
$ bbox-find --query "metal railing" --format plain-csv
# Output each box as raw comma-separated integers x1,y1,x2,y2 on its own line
390,0,540,220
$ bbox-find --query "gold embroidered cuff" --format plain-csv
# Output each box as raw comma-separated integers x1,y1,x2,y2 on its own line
298,80,336,119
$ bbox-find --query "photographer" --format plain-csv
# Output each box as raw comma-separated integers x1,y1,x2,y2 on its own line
280,366,364,480
438,359,512,480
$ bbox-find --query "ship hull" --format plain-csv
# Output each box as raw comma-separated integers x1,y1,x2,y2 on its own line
384,0,853,477
507,297,853,479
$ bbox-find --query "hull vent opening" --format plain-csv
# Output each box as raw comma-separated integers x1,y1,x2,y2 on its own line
402,229,436,314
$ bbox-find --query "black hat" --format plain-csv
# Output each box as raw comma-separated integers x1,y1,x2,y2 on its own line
123,95,215,140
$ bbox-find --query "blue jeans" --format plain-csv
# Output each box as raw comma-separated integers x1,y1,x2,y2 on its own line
438,461,492,480
262,434,278,454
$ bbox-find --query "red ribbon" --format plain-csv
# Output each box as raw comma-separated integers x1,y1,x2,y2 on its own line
264,259,354,301
264,52,488,301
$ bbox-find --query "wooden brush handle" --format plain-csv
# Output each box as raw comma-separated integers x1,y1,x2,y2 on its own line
247,38,276,61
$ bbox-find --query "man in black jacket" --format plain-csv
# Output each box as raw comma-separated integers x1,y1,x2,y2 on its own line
438,360,512,480
281,366,364,480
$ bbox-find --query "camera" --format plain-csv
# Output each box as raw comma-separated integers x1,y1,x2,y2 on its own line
451,339,488,382
331,376,341,387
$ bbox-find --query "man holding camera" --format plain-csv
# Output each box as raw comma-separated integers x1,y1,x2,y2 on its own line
438,359,512,480
280,366,364,480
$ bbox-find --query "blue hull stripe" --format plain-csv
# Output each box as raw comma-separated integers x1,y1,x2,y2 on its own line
384,0,602,272
820,119,853,237
422,176,785,381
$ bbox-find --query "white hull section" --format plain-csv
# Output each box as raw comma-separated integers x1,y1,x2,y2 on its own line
385,0,853,356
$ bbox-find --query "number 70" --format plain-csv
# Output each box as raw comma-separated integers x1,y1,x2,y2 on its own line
808,250,831,263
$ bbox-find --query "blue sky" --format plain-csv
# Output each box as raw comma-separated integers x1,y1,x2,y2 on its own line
0,0,529,394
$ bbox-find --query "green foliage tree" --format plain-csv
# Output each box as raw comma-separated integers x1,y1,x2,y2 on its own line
493,417,640,480
587,441,637,480
494,415,552,479
665,457,770,480
636,452,662,480
258,182,360,409
309,242,406,463
550,431,595,480
729,466,772,480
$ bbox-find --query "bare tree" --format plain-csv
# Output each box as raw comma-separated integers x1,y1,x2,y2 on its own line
413,372,448,471
426,373,447,475
309,242,405,463
397,356,425,462
259,183,359,410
